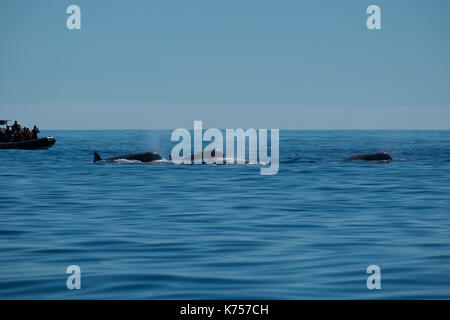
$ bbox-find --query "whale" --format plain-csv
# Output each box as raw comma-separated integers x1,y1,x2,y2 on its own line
93,151,162,163
343,152,392,162
169,149,225,164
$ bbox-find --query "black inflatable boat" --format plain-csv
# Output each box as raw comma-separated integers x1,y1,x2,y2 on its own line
0,136,56,150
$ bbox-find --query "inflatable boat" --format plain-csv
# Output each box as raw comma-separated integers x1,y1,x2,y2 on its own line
0,120,55,150
0,136,56,150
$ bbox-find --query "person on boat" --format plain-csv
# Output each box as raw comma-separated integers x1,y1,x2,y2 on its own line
4,126,11,142
11,121,21,134
17,128,24,141
32,125,40,139
17,129,24,141
9,129,18,142
23,128,33,141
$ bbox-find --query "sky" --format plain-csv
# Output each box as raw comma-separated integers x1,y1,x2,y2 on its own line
1,0,449,129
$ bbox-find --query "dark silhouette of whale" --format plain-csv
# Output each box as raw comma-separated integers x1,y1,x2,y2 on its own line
343,152,392,162
94,151,162,163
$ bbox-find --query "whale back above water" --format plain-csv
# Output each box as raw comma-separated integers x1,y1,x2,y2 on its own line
93,151,162,163
186,149,225,163
343,152,392,162
169,149,226,164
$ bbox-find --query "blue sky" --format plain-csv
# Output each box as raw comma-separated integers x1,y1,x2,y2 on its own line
1,0,449,129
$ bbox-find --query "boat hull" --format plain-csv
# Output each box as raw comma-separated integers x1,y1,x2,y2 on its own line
0,137,56,150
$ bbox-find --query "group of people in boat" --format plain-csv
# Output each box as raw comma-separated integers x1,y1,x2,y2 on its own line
0,121,40,143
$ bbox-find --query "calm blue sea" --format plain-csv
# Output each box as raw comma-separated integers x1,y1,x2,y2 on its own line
0,130,449,299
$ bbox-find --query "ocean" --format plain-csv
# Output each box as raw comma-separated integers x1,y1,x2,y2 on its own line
0,130,449,299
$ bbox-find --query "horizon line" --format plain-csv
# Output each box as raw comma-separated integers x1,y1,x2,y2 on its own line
38,128,450,131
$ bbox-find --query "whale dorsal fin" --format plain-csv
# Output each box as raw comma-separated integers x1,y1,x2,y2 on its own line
94,152,102,162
